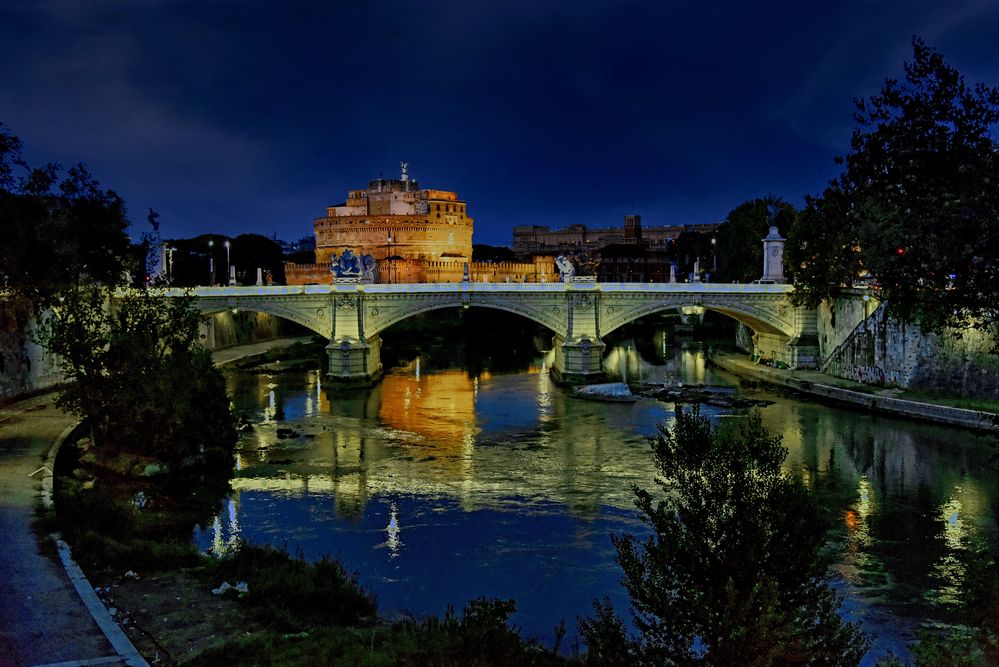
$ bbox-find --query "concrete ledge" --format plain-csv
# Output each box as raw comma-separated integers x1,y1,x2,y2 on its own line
42,420,149,667
711,354,997,433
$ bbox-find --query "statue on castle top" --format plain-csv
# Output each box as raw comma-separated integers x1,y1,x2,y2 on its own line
400,162,409,181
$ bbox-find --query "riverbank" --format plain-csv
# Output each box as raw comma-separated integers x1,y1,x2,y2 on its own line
0,337,315,665
709,350,998,432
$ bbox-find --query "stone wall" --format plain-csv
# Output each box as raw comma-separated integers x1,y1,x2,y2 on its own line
1,305,304,402
0,305,61,402
199,310,306,351
820,293,999,399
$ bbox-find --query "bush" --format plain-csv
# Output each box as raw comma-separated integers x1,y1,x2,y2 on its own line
37,288,237,463
580,407,867,664
203,545,377,630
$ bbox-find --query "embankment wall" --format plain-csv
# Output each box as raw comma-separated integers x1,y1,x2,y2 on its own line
818,292,999,399
1,307,303,402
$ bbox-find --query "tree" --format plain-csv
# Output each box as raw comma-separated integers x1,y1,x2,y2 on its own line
714,196,795,283
37,288,237,464
579,407,867,665
0,123,133,303
788,38,999,337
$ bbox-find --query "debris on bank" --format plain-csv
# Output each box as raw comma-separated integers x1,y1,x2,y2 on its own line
633,382,775,409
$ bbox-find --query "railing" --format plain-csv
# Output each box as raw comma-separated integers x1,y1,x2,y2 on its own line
141,282,796,298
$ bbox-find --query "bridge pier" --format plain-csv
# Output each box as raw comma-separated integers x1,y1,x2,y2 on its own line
326,335,384,389
550,335,606,385
751,331,819,369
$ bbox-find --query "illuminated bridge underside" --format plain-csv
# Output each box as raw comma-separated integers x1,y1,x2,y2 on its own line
153,282,819,386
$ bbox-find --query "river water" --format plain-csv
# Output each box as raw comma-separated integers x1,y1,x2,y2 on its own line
195,336,998,662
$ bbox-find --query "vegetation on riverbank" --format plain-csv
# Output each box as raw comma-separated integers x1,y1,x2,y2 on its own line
37,290,238,468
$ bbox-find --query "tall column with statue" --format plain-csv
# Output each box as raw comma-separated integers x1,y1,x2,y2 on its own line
761,204,786,283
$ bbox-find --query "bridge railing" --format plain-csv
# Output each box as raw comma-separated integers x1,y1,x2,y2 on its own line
139,282,795,298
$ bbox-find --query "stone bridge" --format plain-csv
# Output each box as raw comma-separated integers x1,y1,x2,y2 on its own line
153,282,818,386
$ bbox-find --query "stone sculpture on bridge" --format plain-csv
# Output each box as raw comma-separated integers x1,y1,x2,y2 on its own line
330,250,377,282
555,255,575,282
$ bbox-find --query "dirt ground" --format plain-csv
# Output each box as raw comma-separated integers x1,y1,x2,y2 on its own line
95,569,263,665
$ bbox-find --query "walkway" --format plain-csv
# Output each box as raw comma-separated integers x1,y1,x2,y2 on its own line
710,351,997,432
0,337,308,666
0,394,125,666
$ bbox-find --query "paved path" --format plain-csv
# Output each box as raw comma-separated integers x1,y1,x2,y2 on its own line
210,335,313,367
0,395,123,666
0,337,309,666
710,350,996,431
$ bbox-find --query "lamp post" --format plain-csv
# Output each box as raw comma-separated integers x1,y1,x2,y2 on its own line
387,232,393,284
208,240,214,285
224,240,232,285
165,246,177,285
711,237,717,272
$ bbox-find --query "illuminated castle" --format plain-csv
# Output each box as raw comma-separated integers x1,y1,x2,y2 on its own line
286,164,552,284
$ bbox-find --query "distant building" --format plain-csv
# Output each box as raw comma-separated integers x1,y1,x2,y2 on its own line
278,236,316,255
512,215,721,257
598,244,671,282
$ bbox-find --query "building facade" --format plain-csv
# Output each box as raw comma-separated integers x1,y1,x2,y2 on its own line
285,167,553,284
512,216,722,257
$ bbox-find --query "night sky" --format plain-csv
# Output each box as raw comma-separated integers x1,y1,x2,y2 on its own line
2,1,997,247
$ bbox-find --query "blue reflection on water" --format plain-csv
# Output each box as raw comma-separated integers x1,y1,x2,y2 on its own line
195,490,648,646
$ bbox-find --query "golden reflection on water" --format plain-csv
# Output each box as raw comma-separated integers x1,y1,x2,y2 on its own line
379,362,479,446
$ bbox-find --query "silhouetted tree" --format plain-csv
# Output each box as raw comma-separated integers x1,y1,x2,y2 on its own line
0,123,133,303
788,38,999,339
580,407,867,665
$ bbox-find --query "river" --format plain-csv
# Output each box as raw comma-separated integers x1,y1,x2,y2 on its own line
195,333,999,663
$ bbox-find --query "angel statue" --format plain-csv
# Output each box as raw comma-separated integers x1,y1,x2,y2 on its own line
555,254,576,282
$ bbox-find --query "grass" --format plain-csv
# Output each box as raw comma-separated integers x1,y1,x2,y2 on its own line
895,389,999,414
198,544,377,630
188,597,570,667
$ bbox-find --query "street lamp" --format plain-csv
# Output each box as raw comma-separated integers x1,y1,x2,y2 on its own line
208,240,214,285
711,237,717,272
165,246,177,284
224,240,232,285
387,233,393,284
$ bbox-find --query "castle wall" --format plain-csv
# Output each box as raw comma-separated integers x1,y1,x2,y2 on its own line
314,218,473,264
286,256,556,285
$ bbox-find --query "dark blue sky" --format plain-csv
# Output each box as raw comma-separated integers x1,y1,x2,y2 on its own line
2,1,997,247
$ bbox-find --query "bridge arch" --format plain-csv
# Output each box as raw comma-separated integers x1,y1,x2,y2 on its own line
599,295,796,339
194,302,329,339
364,293,566,339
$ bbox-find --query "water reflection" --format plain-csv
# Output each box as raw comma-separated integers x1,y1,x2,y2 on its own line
204,341,999,660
